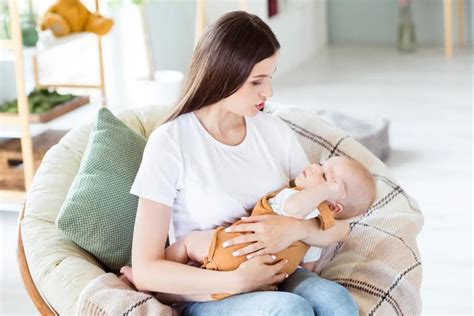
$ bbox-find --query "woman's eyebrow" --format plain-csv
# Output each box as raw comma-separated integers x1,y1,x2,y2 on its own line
251,67,278,78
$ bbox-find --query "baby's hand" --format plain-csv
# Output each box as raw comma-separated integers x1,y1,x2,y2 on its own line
327,179,346,202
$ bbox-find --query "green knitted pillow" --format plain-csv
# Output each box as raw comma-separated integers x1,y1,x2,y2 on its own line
56,107,146,273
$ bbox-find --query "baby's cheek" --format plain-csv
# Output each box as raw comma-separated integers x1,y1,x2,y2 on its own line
310,178,325,187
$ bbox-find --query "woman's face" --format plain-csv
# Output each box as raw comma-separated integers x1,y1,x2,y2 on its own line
222,52,279,117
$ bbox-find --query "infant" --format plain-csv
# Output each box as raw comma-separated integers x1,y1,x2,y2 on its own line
121,156,375,299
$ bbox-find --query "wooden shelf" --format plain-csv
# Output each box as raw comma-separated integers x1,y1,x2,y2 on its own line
0,32,96,62
0,0,106,200
0,39,14,49
0,129,67,192
0,189,25,212
0,189,26,201
0,96,90,125
0,115,21,126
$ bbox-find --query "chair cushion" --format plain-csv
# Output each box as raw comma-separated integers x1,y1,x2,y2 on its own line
267,106,423,316
55,108,147,273
22,105,170,314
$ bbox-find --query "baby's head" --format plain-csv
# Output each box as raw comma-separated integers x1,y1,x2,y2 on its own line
294,156,376,219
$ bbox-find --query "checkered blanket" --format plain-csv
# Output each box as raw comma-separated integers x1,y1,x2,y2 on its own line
77,273,176,316
271,107,423,316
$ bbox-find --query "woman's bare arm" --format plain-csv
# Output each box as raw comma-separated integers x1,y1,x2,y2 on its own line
132,197,238,297
226,215,350,258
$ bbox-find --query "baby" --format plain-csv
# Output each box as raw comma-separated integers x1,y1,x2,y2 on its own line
121,156,375,299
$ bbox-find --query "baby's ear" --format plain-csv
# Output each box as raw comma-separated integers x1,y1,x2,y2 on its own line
329,202,343,215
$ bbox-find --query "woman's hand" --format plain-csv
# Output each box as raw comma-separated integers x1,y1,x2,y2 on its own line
223,215,305,258
232,254,289,294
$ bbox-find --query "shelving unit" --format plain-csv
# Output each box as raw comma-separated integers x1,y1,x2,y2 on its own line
0,0,107,206
443,0,466,57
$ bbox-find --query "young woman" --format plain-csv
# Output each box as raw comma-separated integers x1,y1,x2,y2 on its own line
129,11,358,315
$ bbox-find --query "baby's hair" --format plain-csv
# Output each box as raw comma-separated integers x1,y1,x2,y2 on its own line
337,157,376,218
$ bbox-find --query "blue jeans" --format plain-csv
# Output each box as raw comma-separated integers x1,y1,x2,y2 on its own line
174,268,358,316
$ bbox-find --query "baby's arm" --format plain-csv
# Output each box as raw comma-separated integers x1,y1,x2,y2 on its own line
283,184,332,219
284,180,345,219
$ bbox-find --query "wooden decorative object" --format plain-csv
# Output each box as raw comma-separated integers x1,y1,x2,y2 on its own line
0,130,68,191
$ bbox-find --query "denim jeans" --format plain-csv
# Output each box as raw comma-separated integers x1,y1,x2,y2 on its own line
174,268,358,316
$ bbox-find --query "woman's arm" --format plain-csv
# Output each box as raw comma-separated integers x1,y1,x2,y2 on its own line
132,197,288,303
132,197,237,295
224,215,350,258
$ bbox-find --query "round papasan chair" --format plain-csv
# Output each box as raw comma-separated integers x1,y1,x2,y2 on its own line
18,104,423,315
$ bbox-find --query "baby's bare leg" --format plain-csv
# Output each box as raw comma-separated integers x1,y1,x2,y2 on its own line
301,261,317,271
164,237,190,264
165,230,215,264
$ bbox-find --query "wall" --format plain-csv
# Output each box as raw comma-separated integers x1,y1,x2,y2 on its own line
328,0,473,45
0,62,16,103
1,1,328,105
144,0,328,77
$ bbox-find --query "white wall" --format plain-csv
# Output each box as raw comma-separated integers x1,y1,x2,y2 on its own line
266,0,327,75
328,0,473,45
145,0,328,78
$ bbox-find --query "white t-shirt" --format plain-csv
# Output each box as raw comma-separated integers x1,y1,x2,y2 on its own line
268,188,322,263
130,111,309,244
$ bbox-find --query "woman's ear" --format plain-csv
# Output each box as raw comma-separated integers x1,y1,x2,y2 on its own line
329,202,344,215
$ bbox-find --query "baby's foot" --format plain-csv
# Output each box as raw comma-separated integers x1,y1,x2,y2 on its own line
118,266,136,289
118,266,152,294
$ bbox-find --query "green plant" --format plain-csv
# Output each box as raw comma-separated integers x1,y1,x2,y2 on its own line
0,88,76,114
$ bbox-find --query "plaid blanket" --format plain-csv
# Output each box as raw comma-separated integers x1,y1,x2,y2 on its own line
77,273,175,316
270,107,423,316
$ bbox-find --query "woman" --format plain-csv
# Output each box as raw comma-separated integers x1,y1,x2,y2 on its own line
129,11,358,315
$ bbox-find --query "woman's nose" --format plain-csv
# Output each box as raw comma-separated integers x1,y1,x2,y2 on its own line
260,82,273,99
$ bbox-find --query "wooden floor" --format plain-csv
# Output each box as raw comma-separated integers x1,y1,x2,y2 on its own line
1,45,472,315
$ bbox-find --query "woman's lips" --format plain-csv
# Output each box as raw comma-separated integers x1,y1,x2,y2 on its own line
256,103,265,110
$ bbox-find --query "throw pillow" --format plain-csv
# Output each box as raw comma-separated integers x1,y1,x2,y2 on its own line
56,107,146,273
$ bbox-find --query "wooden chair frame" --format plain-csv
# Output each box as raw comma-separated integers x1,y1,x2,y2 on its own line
17,201,57,315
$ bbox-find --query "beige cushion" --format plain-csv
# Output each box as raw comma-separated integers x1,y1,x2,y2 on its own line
21,106,171,314
21,105,422,315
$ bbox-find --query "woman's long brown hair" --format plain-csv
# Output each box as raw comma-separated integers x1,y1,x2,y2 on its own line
162,11,280,123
